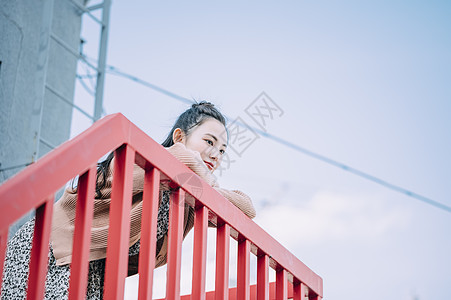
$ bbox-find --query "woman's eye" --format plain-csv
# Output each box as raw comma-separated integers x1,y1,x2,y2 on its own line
205,139,213,146
220,149,225,155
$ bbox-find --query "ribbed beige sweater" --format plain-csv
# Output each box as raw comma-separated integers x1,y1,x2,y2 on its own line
50,142,256,266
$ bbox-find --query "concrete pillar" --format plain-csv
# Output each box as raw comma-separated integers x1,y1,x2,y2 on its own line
0,0,84,236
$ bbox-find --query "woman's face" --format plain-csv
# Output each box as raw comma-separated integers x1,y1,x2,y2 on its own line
178,118,228,172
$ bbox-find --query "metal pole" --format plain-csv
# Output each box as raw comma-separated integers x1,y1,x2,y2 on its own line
94,0,112,121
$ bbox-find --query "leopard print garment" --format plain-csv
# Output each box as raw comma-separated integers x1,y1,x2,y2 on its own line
1,190,170,300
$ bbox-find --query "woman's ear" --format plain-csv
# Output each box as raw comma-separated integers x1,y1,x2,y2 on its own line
172,128,186,144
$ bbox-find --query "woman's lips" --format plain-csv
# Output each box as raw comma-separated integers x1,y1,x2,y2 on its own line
204,161,214,170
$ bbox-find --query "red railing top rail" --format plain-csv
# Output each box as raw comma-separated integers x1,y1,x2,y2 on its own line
0,113,323,297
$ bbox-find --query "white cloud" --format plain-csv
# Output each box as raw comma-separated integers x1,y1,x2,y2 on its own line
254,191,412,249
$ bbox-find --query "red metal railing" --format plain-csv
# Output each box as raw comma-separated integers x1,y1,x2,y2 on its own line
0,113,323,300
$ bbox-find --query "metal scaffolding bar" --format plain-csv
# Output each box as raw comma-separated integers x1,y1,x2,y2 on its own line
50,33,100,72
55,0,112,124
93,0,111,121
39,137,56,150
46,84,95,121
87,3,104,11
67,0,104,25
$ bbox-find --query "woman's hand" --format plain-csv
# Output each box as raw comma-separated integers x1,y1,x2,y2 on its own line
166,142,217,186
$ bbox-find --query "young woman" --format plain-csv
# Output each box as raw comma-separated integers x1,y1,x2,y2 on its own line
1,102,256,299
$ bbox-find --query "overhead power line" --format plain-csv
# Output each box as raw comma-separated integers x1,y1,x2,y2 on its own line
103,64,451,214
249,126,451,213
107,66,193,105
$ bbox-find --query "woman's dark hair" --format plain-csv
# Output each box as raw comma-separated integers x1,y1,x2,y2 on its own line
92,101,227,197
161,101,227,147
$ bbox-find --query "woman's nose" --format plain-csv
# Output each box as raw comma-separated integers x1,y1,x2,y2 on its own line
209,147,219,160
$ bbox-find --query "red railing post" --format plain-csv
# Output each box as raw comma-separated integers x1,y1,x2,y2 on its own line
166,188,185,300
27,196,54,300
215,223,230,300
309,293,321,300
276,269,288,300
138,167,160,300
192,205,208,300
237,239,251,300
0,229,7,292
103,145,136,300
257,254,269,300
68,166,97,300
293,281,306,300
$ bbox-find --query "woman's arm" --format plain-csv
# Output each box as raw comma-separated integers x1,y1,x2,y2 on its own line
212,186,256,219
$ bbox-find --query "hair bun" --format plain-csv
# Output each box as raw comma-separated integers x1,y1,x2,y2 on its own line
192,101,214,109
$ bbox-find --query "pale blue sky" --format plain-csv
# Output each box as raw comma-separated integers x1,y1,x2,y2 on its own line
73,1,451,299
